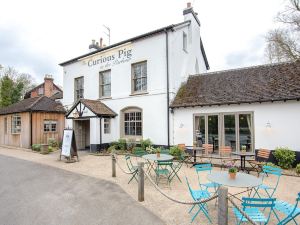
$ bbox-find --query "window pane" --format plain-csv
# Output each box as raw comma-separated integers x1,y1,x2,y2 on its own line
133,62,147,92
239,114,252,152
224,115,236,152
208,115,218,153
195,116,205,146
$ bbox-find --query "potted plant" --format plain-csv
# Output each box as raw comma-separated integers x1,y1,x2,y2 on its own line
156,148,161,158
227,162,238,179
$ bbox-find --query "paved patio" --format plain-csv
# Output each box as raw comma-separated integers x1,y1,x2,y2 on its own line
0,146,299,225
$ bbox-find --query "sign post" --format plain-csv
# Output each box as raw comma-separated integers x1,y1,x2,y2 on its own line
60,129,79,162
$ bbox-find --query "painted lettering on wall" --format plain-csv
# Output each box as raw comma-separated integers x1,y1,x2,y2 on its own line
87,48,132,69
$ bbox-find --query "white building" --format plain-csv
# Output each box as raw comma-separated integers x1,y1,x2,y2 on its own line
60,4,209,150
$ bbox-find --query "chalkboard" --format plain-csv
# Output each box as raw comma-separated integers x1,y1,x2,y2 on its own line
60,129,79,162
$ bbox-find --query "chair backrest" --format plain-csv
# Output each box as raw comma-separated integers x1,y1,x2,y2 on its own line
195,164,213,189
133,147,146,157
219,146,232,157
203,144,213,154
185,176,197,201
257,148,271,161
262,165,282,191
160,148,170,155
125,155,135,172
242,197,276,224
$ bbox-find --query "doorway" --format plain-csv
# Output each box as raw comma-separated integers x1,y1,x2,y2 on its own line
73,119,90,150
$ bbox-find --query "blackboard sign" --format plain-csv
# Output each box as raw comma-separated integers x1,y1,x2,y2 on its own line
60,129,79,162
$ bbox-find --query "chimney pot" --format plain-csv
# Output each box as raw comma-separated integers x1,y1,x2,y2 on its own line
100,38,103,48
187,2,191,8
92,39,95,45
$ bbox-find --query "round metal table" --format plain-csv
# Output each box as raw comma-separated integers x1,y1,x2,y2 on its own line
207,171,262,188
142,154,174,161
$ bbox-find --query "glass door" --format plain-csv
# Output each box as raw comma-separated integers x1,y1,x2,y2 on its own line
239,114,253,152
207,115,219,154
194,115,205,146
223,114,236,152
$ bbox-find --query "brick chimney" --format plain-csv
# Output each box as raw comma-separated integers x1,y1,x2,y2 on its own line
44,74,54,97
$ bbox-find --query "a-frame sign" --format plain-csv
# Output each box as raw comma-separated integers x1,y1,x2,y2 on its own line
60,129,79,162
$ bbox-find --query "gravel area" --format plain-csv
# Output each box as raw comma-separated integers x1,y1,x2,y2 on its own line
0,146,299,225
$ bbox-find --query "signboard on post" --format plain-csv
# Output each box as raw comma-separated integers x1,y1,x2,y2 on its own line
60,129,79,162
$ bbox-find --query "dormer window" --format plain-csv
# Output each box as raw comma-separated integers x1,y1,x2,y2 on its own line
38,87,44,95
183,32,187,52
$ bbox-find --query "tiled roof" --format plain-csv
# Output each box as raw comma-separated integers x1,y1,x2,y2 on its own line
171,61,300,108
0,96,66,115
66,99,117,118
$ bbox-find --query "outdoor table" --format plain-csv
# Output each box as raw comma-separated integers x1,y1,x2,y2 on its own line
207,171,262,200
142,154,174,174
232,152,255,173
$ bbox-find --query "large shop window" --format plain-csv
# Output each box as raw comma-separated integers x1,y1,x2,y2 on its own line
194,112,254,153
74,77,84,101
132,61,147,93
122,107,142,137
99,70,111,98
11,114,21,134
44,120,57,132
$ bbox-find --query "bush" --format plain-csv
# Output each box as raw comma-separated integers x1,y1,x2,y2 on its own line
273,147,296,169
126,138,136,151
107,145,116,153
32,144,41,152
140,139,152,150
48,138,58,148
117,139,127,150
265,162,280,168
296,164,300,174
48,146,53,152
169,145,182,159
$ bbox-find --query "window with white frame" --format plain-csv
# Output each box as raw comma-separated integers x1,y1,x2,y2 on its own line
122,108,142,137
11,114,21,134
74,77,84,101
99,70,111,98
183,32,187,52
132,61,147,93
104,118,110,134
44,120,57,132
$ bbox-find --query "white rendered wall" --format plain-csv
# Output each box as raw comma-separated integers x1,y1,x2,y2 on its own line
173,101,300,151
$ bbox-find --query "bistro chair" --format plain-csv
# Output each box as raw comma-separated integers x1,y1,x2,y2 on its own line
202,144,214,163
252,165,282,198
219,146,236,170
233,197,276,225
178,144,193,166
275,192,300,225
195,163,219,195
185,177,212,223
160,148,170,155
155,161,171,186
248,148,271,176
132,147,147,157
125,155,138,184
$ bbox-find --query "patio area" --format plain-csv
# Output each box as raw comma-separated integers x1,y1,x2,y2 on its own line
0,146,299,225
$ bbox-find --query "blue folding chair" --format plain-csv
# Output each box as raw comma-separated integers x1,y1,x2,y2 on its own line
185,177,212,223
195,163,219,194
252,165,282,198
275,192,300,225
233,197,276,225
125,155,138,184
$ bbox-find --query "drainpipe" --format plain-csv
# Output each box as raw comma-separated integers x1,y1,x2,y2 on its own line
165,29,170,148
99,117,102,151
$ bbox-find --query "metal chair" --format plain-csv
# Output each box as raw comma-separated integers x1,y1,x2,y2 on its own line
274,192,300,225
252,165,282,198
233,197,276,225
125,155,138,184
185,177,212,223
155,161,171,186
178,144,193,166
195,163,219,195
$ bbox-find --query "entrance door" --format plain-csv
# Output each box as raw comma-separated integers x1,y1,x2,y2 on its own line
73,120,90,150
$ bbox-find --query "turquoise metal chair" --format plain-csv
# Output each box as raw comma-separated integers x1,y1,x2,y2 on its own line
160,148,170,155
155,161,171,185
132,147,147,157
185,177,212,223
275,192,300,225
233,197,276,225
252,165,282,198
195,163,219,194
125,155,138,184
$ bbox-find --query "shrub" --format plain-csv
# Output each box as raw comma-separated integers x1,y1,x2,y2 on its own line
296,164,300,174
126,138,136,151
140,139,152,150
48,146,53,152
273,147,296,169
32,144,41,152
48,138,58,148
265,162,279,168
117,139,127,151
169,145,182,159
146,146,156,154
107,145,116,153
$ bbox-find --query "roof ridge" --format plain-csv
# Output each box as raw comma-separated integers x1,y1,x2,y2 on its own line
189,60,298,78
27,96,45,110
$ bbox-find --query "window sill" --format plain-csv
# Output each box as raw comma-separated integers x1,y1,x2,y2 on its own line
44,131,58,134
11,133,21,135
130,92,148,96
99,96,112,100
183,48,188,54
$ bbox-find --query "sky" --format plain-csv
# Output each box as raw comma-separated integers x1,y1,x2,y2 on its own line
0,0,287,85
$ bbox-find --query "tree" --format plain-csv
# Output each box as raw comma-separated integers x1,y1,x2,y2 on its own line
265,0,300,62
0,66,35,107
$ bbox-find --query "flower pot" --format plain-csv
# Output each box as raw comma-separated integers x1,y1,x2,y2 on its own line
156,152,160,158
229,172,237,179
